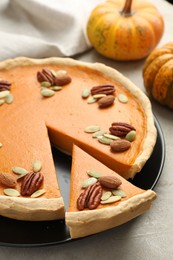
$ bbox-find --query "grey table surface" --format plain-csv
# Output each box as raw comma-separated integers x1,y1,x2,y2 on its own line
0,0,173,259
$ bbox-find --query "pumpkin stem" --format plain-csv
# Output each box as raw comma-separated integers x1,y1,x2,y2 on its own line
121,0,133,17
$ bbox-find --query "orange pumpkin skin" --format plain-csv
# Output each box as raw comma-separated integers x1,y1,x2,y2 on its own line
86,0,164,61
143,42,173,110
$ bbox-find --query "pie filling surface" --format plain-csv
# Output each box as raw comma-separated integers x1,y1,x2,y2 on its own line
0,57,157,229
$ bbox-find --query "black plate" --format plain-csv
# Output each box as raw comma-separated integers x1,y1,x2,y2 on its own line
0,117,165,247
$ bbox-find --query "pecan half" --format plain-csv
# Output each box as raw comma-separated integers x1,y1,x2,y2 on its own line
110,139,131,152
91,84,115,96
77,182,103,210
98,95,115,108
0,172,17,187
37,68,72,86
0,80,11,92
109,122,136,137
54,73,72,86
21,172,44,196
99,175,122,189
37,68,54,85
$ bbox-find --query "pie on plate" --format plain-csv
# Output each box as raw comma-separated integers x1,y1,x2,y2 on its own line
0,57,157,235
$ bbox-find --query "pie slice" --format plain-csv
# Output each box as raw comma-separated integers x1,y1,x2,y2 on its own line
66,145,157,238
0,57,157,221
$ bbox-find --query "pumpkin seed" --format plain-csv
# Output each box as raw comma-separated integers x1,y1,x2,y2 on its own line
41,81,51,88
104,133,120,140
12,166,28,175
81,177,97,188
3,188,20,197
5,93,14,104
100,195,121,204
32,160,42,172
92,94,106,99
40,88,55,97
31,189,46,198
101,191,112,201
87,96,97,104
81,89,90,98
112,189,127,198
86,170,102,178
97,136,113,145
0,90,10,99
51,86,63,91
17,172,29,180
56,70,67,77
125,130,136,142
0,142,2,148
0,99,5,105
92,130,106,138
84,125,100,133
118,94,128,103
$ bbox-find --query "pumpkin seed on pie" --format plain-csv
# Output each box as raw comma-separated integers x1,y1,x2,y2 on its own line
31,189,46,198
5,93,13,104
92,130,106,138
81,177,98,188
104,133,120,140
86,169,102,178
51,86,63,91
41,81,51,88
40,88,55,97
0,90,10,99
16,172,29,180
118,94,128,103
12,166,28,175
84,125,100,133
3,188,20,197
97,135,113,145
112,189,127,198
87,96,97,104
100,195,121,204
101,191,112,201
32,160,42,172
81,88,90,98
125,130,136,142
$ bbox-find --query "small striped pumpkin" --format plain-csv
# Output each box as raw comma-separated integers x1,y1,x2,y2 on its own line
87,0,164,61
143,42,173,109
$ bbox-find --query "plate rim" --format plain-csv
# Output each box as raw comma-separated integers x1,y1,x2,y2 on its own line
150,116,165,189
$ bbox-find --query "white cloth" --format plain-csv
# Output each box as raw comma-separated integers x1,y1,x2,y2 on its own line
0,0,101,60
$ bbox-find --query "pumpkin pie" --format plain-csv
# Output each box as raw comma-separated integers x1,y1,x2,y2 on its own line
66,145,157,238
0,57,156,221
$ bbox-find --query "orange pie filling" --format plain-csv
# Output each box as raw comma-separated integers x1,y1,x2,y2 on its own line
0,57,156,222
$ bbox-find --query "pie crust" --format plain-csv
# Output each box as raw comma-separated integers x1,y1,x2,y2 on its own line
66,190,156,238
0,57,157,221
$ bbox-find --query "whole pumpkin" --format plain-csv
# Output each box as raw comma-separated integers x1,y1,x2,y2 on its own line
143,42,173,110
86,0,164,61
